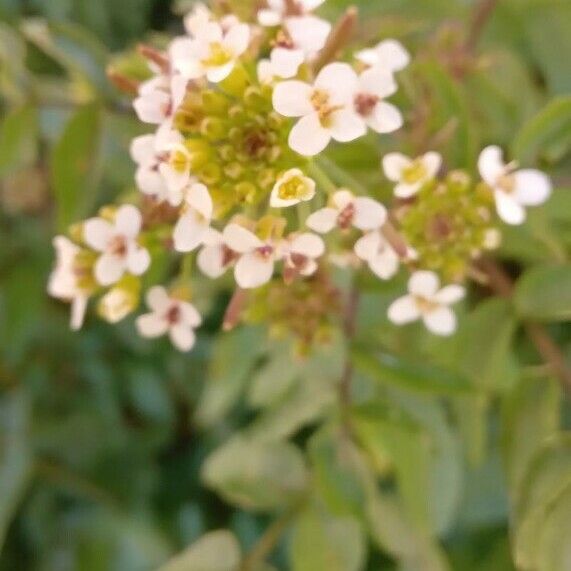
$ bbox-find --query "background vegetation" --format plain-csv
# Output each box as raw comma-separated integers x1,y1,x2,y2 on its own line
0,0,570,569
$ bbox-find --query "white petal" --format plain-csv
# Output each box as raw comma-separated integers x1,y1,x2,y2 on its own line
185,183,213,220
434,284,465,305
285,16,331,54
408,270,440,297
126,246,151,276
179,301,202,327
355,47,378,67
70,297,88,331
289,113,331,156
258,8,282,26
270,47,305,78
257,59,275,83
315,63,358,105
173,213,209,252
133,91,170,124
388,295,421,325
159,161,190,194
83,219,114,252
235,253,274,288
198,244,227,278
223,223,262,253
366,101,403,134
495,190,526,225
423,307,457,336
169,324,196,351
513,170,552,206
478,145,506,187
358,66,397,99
136,167,167,198
95,254,125,286
136,313,169,338
306,208,338,233
394,181,421,199
354,231,380,261
272,80,313,117
382,152,411,182
422,152,442,179
130,134,157,165
329,108,367,143
369,247,399,280
353,197,387,231
300,259,318,276
170,74,189,110
115,205,142,237
290,233,325,257
332,189,355,210
374,39,411,72
302,0,326,10
223,23,250,56
146,286,171,312
206,61,236,83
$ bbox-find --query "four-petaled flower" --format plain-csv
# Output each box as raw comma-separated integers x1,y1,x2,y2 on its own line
270,168,316,208
382,152,442,198
258,0,326,26
354,230,400,280
306,189,387,234
388,271,465,336
272,63,365,156
355,39,410,73
478,146,552,225
173,183,214,252
133,74,188,125
136,286,202,351
83,205,150,287
279,232,325,283
197,228,240,279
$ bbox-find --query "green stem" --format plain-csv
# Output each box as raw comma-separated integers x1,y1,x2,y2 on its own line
308,161,338,195
316,156,368,195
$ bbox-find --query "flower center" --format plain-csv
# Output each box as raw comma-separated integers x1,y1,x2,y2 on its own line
202,42,233,68
255,244,274,259
165,304,181,325
311,89,342,126
402,160,428,185
278,176,309,200
273,29,295,50
169,148,190,173
108,235,128,257
337,203,356,230
354,93,379,116
414,296,439,314
497,173,516,194
221,245,239,267
242,129,270,157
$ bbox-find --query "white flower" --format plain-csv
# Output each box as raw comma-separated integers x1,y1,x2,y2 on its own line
48,236,89,331
170,21,250,83
356,39,410,73
382,152,442,198
197,228,240,279
272,62,365,156
478,145,552,225
83,205,150,287
184,3,239,37
354,231,399,280
136,286,202,352
270,168,316,208
98,286,137,324
279,232,325,282
388,271,465,336
130,124,193,203
133,74,188,125
173,183,213,252
353,66,403,134
306,189,387,234
223,224,277,289
258,0,326,26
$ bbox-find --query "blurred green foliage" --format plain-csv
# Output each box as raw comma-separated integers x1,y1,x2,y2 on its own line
0,0,570,570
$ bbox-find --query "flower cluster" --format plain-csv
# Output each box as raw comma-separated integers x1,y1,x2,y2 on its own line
49,1,553,351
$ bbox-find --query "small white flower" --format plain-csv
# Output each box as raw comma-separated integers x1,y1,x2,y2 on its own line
184,3,239,37
388,271,465,336
83,205,150,287
272,62,365,156
173,183,213,252
136,286,202,352
356,39,410,73
354,230,399,280
270,168,316,208
130,124,193,203
258,0,326,26
197,228,240,279
48,236,89,331
223,224,277,289
306,189,387,234
478,145,552,225
170,21,250,83
382,152,442,198
133,74,188,125
353,66,403,134
279,232,325,282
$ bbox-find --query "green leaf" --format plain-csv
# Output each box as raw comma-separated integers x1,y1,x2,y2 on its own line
290,503,365,571
158,530,241,571
202,436,308,511
514,264,571,321
51,102,103,230
0,105,38,176
512,97,571,164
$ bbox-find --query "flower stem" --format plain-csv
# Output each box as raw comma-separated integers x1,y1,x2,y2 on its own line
308,161,338,195
464,0,500,54
316,156,368,195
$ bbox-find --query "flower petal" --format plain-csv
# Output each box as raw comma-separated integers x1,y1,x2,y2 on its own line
388,295,421,325
358,66,397,99
272,80,313,117
382,152,411,182
185,183,213,220
369,247,399,280
223,223,262,253
423,307,457,336
495,190,526,225
513,169,552,206
146,286,171,312
126,246,151,276
289,113,331,156
70,297,88,331
179,301,202,327
83,219,114,252
422,151,442,179
223,23,250,56
289,233,325,257
408,270,440,297
353,197,387,231
315,63,358,105
115,205,142,237
258,8,282,26
95,254,125,286
354,231,380,261
198,244,227,278
136,313,169,338
173,213,209,252
366,101,403,133
329,108,367,143
374,39,411,72
478,145,505,187
434,284,465,305
306,207,338,233
394,181,421,199
235,253,274,288
270,47,305,78
286,16,331,54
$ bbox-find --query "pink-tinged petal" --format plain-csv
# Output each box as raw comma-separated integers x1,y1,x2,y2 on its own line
366,101,403,133
170,75,189,110
388,295,421,325
382,152,411,182
136,167,167,198
223,223,263,253
315,63,358,105
179,301,202,327
223,23,250,56
289,113,331,156
136,313,169,338
95,254,125,286
300,259,318,276
422,151,442,179
133,91,170,124
495,190,526,225
169,324,196,351
290,233,325,257
83,219,114,252
198,244,227,278
126,246,151,276
513,169,552,206
159,162,190,194
272,81,313,117
257,59,275,84
185,183,213,220
408,270,440,297
374,39,411,72
353,197,387,231
434,284,465,305
369,247,399,280
355,47,378,66
354,231,380,261
115,205,142,237
358,66,397,99
146,286,171,312
270,47,305,78
306,207,338,233
130,134,157,166
258,8,282,26
286,16,331,54
235,253,274,288
329,108,367,143
206,61,236,83
70,296,88,331
332,189,355,210
302,0,325,10
394,181,421,199
173,213,209,253
478,146,505,186
423,307,457,336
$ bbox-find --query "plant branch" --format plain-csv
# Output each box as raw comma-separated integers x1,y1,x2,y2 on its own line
464,0,500,53
313,7,358,72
